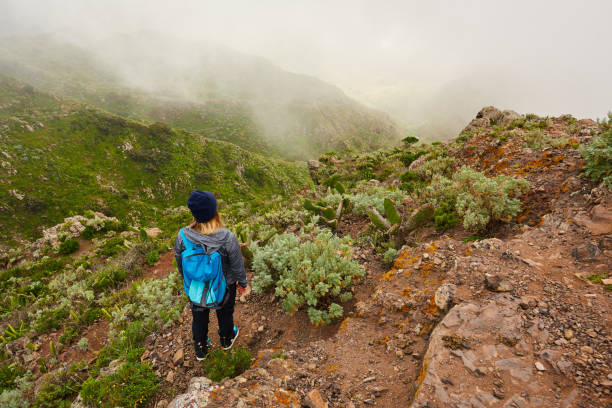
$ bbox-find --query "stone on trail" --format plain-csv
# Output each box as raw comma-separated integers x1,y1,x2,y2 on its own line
571,242,601,261
484,273,513,292
173,348,184,365
304,389,328,408
434,283,456,311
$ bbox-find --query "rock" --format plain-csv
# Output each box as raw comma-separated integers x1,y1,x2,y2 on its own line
586,328,597,338
188,377,212,392
580,345,593,354
258,325,265,332
574,205,612,235
355,301,370,315
602,278,612,285
556,360,572,376
563,329,574,340
484,274,513,292
145,227,163,238
168,391,209,408
304,389,328,408
535,361,546,371
571,242,600,261
411,298,549,407
362,376,376,383
155,400,169,408
434,283,457,311
166,370,175,383
173,348,184,365
307,160,322,171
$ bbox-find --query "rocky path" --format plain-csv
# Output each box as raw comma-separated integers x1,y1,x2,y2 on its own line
154,186,611,408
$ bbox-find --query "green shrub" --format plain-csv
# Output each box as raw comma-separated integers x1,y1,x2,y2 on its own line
96,236,126,257
398,150,425,167
251,230,364,324
107,272,181,331
383,248,398,264
579,130,612,188
203,346,252,382
270,351,287,360
433,199,459,231
59,326,79,344
402,136,419,144
0,370,31,408
58,239,79,255
456,131,475,143
416,155,456,180
91,266,128,291
80,361,158,408
95,321,148,370
453,166,530,231
0,363,26,393
77,338,89,352
523,130,551,149
144,250,159,266
400,170,419,182
35,308,69,333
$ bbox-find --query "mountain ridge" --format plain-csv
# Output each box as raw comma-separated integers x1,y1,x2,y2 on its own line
0,32,401,160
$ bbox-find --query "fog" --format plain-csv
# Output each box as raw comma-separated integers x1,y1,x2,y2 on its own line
1,0,611,139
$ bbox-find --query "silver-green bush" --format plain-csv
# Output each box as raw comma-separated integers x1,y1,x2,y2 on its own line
251,229,364,324
453,166,530,231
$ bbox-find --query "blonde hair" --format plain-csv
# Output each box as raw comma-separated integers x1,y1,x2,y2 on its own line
190,213,223,235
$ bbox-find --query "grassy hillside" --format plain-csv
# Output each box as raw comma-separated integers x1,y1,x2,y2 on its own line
0,75,308,242
0,33,400,160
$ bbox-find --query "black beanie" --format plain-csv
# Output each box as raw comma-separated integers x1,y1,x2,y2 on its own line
187,190,217,223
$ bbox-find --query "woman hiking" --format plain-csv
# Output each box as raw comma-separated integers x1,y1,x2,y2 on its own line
174,190,248,360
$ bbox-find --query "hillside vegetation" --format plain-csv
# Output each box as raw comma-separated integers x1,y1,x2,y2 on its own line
0,33,400,160
0,75,308,242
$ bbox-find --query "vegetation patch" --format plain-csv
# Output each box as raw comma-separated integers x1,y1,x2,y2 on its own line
81,360,158,408
203,346,252,382
58,238,79,255
580,127,612,188
251,229,364,324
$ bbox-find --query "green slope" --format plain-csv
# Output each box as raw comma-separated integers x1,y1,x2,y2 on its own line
0,75,308,241
0,33,401,160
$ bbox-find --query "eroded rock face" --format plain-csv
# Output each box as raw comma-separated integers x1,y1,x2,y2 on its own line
411,296,578,407
461,106,523,134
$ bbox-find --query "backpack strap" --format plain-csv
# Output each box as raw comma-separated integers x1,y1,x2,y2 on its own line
179,228,198,251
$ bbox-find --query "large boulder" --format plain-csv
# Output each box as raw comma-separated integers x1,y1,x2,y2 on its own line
411,296,578,407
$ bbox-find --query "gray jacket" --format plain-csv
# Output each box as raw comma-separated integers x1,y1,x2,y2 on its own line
174,227,247,288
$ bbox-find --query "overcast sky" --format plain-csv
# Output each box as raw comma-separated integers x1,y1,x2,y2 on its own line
1,0,611,130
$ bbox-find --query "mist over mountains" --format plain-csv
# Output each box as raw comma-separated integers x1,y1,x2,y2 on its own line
0,31,400,159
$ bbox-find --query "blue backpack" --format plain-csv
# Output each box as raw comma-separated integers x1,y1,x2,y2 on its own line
179,228,227,309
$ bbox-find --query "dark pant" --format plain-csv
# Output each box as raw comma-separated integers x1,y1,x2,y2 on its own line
192,283,236,349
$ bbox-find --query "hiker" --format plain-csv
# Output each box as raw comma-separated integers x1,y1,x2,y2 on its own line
174,190,248,360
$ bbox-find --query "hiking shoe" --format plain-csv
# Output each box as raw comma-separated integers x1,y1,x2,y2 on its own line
221,325,239,350
195,337,210,361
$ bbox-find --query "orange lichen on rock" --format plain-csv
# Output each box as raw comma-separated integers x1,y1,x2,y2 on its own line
425,294,439,314
420,262,434,278
339,317,352,330
379,336,391,345
380,269,397,281
414,358,429,397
